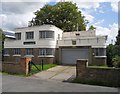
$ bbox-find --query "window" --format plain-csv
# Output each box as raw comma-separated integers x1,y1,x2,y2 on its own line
4,48,9,55
39,48,54,56
39,31,54,39
72,40,76,45
26,32,34,40
25,48,33,55
94,48,106,56
14,48,21,55
23,41,36,45
58,34,60,40
15,33,21,40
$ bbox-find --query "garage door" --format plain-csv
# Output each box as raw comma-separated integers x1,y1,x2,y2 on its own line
61,48,89,65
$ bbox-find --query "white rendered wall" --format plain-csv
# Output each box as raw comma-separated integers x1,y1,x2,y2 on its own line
4,25,63,48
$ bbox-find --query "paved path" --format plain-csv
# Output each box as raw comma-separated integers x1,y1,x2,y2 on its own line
2,74,119,92
30,65,76,81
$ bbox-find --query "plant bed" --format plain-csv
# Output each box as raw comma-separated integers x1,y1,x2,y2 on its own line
72,78,120,88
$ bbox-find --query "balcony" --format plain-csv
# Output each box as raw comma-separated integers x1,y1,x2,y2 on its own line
58,36,107,47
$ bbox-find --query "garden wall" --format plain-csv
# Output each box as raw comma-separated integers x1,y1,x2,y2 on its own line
76,59,120,86
1,58,31,75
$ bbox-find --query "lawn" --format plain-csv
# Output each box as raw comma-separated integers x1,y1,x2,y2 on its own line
1,64,57,76
30,64,57,74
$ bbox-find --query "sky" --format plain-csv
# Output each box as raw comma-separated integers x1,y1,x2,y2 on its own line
0,0,119,44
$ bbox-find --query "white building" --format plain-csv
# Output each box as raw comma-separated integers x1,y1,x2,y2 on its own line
4,25,107,65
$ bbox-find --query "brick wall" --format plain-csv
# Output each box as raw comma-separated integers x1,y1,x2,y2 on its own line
76,59,120,86
1,58,31,75
3,48,55,64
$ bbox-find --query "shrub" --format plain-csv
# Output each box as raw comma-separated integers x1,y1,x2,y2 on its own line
112,55,120,68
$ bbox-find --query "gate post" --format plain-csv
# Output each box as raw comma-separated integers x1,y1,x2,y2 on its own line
20,57,32,75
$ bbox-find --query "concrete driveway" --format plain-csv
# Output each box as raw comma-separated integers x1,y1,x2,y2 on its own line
30,65,76,81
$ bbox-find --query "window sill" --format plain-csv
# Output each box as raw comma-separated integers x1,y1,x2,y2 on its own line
24,55,34,57
94,56,107,58
13,55,21,57
4,54,10,56
38,55,54,57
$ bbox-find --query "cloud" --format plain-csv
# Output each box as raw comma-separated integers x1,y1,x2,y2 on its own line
95,23,118,44
111,2,118,12
0,2,51,30
1,2,46,14
94,19,104,25
1,0,52,2
1,12,35,30
76,2,100,9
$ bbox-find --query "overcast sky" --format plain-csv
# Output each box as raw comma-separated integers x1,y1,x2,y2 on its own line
0,0,119,44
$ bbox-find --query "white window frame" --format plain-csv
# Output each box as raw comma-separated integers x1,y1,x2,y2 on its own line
39,48,54,57
94,48,106,56
26,31,34,40
39,31,54,39
15,33,21,40
25,48,33,55
13,48,21,55
4,48,9,56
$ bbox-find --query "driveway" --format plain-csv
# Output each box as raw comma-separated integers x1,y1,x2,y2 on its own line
2,74,119,92
30,65,76,81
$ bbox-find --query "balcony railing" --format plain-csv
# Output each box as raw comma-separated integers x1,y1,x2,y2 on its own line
58,37,106,47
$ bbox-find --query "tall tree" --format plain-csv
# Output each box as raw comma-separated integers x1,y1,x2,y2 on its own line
88,25,96,30
30,2,88,32
115,28,120,45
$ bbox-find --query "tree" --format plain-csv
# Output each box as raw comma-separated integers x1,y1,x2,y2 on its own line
106,28,120,67
0,29,5,61
88,25,96,30
106,44,114,67
115,28,120,45
30,2,88,32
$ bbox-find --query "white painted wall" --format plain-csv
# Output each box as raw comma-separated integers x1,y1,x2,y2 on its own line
62,30,96,39
4,25,107,49
58,30,107,48
4,25,63,48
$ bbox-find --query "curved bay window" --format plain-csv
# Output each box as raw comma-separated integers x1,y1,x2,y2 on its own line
39,31,54,39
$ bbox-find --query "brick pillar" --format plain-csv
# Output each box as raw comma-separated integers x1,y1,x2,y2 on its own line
76,59,88,78
20,57,31,75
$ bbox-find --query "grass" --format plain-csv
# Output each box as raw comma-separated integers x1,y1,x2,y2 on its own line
88,65,110,68
72,78,120,87
30,64,57,74
0,71,27,77
1,64,57,76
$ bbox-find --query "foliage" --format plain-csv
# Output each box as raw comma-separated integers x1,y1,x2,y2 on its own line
106,44,114,67
0,29,5,53
30,2,88,32
112,55,120,68
115,28,120,45
107,28,120,67
88,25,96,30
